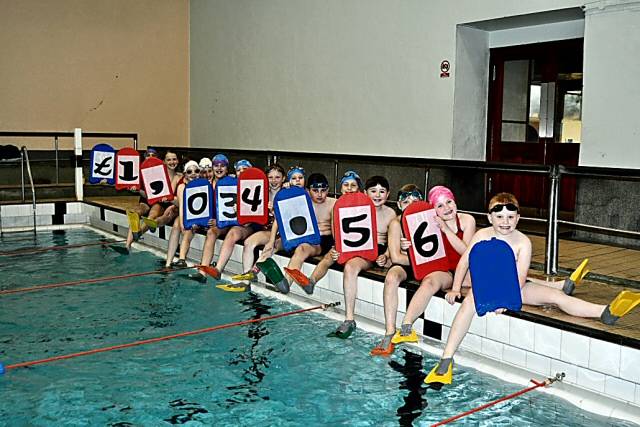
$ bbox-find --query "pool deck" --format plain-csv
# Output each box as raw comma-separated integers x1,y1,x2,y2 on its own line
85,195,640,345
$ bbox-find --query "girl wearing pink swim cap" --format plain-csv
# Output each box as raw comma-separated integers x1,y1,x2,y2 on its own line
385,185,476,351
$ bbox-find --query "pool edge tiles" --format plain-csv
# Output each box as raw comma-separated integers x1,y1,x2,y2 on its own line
2,201,640,425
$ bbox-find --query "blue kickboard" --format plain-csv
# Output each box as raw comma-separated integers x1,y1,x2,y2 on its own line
469,238,522,316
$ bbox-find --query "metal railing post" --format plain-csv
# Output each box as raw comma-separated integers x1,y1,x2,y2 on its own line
133,136,138,151
54,135,59,184
333,160,339,195
20,149,25,202
545,165,561,275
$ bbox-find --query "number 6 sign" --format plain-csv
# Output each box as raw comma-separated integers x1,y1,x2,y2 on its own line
333,192,378,264
401,201,449,280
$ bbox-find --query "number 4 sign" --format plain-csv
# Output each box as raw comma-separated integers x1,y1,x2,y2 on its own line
401,201,449,280
237,167,269,226
333,192,378,264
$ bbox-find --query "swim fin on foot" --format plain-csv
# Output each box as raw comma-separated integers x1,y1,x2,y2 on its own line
425,359,453,385
127,211,141,233
232,271,257,282
284,267,310,286
216,281,250,292
610,290,640,318
391,328,418,344
198,266,221,280
142,217,158,232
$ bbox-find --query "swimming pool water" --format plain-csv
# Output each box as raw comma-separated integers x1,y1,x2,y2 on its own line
0,228,635,426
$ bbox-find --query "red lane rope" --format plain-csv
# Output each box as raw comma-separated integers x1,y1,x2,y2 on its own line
3,302,340,371
0,266,191,296
431,375,562,426
0,239,126,257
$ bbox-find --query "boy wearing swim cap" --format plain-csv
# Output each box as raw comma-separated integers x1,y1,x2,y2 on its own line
426,193,640,382
327,175,396,338
263,172,336,294
284,171,366,295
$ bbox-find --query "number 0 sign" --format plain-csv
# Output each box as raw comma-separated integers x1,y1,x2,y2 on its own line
401,201,449,280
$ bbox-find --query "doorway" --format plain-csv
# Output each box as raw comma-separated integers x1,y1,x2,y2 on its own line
487,38,583,213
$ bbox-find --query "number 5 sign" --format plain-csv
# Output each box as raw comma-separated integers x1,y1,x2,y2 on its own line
237,167,268,225
401,201,449,280
333,192,378,264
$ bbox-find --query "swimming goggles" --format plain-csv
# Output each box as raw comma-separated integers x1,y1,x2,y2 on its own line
185,168,201,175
489,203,519,213
398,190,424,201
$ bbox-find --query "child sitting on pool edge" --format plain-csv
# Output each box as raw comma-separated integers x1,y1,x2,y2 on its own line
425,192,640,384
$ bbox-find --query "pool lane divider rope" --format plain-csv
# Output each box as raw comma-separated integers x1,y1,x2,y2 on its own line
0,239,126,257
0,266,193,296
0,302,341,375
430,372,565,426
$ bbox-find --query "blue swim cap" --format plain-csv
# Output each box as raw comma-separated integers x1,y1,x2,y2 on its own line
340,170,362,189
234,159,252,171
287,166,305,182
212,154,229,166
143,148,158,158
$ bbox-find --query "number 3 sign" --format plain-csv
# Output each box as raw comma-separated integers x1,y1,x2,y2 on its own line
401,201,449,280
215,176,239,229
333,192,378,264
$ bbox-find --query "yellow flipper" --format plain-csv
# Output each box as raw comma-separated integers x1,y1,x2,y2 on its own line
127,211,140,233
142,217,158,229
232,271,257,281
391,329,418,344
609,291,640,318
424,361,453,385
569,258,589,285
216,282,250,292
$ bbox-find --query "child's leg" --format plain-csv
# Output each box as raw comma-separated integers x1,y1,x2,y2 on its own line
370,266,407,354
400,271,452,329
200,227,222,268
178,229,194,261
242,230,269,272
522,282,606,318
526,276,563,290
126,203,150,249
156,205,178,227
309,251,335,284
442,291,476,359
286,243,321,283
164,219,181,267
342,257,373,321
216,226,253,273
382,266,407,335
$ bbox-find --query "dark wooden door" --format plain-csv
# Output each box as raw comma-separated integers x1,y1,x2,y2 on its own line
487,39,583,214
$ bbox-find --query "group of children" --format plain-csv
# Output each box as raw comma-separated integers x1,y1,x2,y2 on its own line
125,148,640,385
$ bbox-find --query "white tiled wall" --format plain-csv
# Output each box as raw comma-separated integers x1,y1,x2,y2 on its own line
18,201,639,410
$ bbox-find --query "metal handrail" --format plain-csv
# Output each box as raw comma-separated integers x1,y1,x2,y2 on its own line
20,146,37,235
1,131,138,185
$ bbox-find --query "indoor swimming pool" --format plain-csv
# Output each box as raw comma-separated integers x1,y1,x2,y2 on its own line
0,228,634,426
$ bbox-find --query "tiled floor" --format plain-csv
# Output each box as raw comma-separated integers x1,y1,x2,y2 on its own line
86,196,640,342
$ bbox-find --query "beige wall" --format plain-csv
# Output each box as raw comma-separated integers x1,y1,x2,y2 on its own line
0,0,189,151
190,0,582,160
